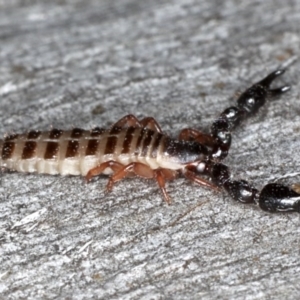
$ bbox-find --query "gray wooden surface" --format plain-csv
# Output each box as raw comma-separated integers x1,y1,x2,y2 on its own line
0,0,300,299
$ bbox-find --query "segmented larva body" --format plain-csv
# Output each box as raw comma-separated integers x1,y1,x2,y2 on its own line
0,126,198,176
2,70,300,213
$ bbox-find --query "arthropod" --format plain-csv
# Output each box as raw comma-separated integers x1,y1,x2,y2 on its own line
1,69,300,212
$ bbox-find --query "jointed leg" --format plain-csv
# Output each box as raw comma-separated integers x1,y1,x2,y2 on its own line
106,162,153,191
105,162,177,204
85,160,124,182
179,128,216,148
154,169,178,204
140,117,162,133
111,114,141,129
183,167,219,191
111,114,162,132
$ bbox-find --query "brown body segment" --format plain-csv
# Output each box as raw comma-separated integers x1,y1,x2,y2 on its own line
121,127,136,154
85,127,105,156
22,141,37,159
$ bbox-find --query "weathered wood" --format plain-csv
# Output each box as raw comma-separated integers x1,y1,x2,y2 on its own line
0,0,300,299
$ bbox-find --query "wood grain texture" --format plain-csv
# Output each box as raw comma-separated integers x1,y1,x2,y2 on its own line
0,0,300,299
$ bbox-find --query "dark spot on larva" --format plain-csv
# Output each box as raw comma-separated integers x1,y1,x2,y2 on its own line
90,127,105,137
109,126,122,134
86,139,99,156
150,133,163,158
22,141,37,159
141,130,155,157
4,134,19,141
104,136,117,154
134,129,145,155
121,127,135,154
65,140,79,158
1,141,15,160
71,128,84,138
27,130,41,140
49,129,63,139
44,142,59,159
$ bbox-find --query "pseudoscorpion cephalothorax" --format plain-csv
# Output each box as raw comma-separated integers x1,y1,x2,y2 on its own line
1,69,299,212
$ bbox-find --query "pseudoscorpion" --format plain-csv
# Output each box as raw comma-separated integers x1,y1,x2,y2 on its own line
1,69,300,212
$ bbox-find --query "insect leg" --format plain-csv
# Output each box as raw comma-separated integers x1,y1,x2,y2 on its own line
154,169,178,204
111,114,162,132
85,160,124,182
140,117,163,133
178,128,216,148
183,166,219,191
111,114,141,129
106,162,176,203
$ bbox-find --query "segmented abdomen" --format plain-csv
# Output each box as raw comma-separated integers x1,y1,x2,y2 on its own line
0,127,168,176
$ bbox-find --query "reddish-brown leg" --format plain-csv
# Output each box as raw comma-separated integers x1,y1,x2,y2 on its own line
111,114,163,133
85,160,124,182
179,128,216,148
106,162,154,191
140,117,163,133
111,114,141,129
159,168,178,181
154,169,177,204
183,168,219,191
106,162,176,204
